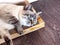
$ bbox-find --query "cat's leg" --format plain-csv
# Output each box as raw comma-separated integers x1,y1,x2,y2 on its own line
0,28,13,45
0,31,4,40
4,33,13,45
7,16,23,34
4,35,13,45
4,30,13,45
15,21,23,34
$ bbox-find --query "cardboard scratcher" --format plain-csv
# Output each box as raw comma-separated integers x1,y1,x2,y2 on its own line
0,0,45,44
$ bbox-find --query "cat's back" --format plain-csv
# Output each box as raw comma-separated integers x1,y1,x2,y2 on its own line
0,4,22,19
0,4,18,10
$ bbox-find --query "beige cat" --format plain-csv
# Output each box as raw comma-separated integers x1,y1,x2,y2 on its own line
0,3,42,45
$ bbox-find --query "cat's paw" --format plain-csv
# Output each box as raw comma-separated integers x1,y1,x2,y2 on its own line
17,30,23,35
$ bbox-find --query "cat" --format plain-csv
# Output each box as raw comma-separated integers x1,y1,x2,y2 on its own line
0,3,42,45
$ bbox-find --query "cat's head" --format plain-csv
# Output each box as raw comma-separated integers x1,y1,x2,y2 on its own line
23,10,37,26
20,4,42,26
22,10,42,26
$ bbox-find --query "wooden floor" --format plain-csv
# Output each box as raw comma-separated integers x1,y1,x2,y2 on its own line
2,0,60,45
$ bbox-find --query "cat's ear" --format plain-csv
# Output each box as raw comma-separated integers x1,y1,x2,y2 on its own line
36,11,42,16
24,4,33,11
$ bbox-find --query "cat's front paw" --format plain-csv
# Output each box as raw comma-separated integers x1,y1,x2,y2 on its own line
17,30,23,35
